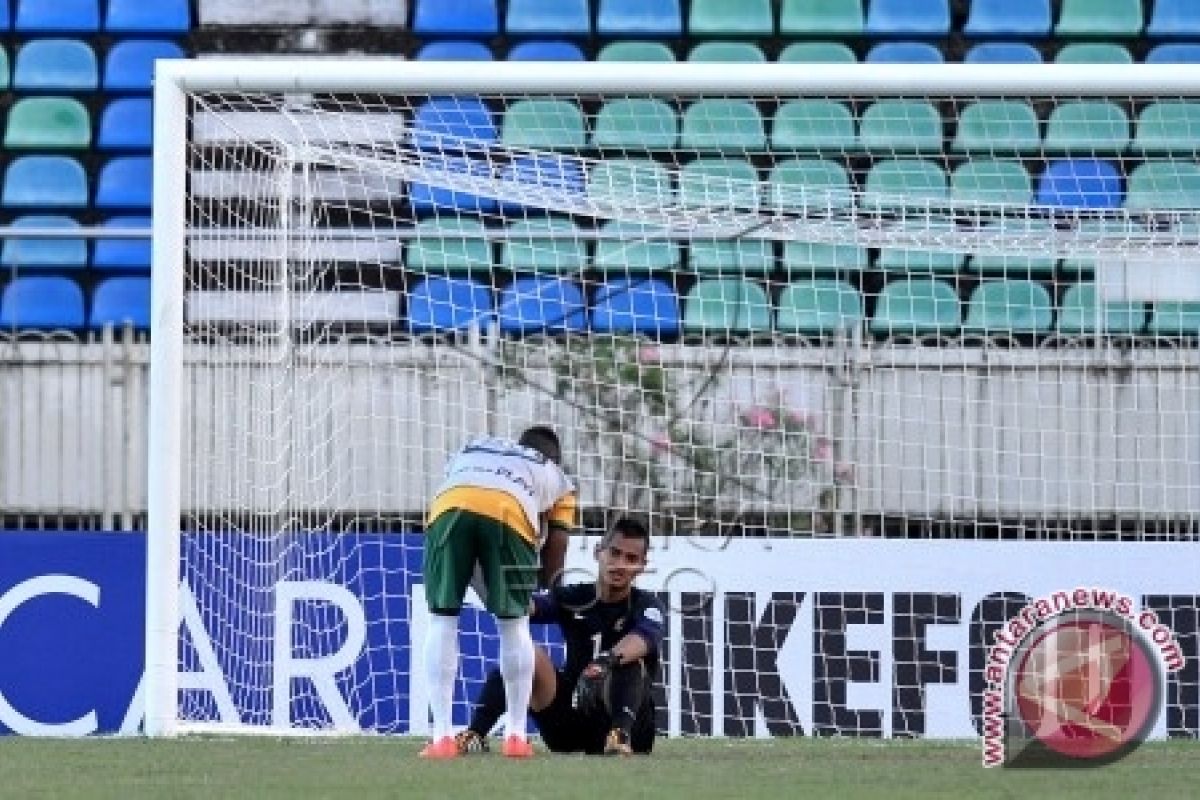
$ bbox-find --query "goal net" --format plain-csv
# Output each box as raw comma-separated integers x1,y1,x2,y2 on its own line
147,63,1200,738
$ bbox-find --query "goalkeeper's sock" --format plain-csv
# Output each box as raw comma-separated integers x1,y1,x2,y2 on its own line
467,669,507,737
497,616,535,740
423,612,459,741
607,662,648,737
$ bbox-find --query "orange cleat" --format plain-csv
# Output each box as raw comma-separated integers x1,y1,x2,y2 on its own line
501,735,535,759
419,736,460,760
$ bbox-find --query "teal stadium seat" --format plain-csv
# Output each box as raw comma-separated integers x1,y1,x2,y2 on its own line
963,280,1053,334
1055,0,1142,36
682,278,772,334
678,158,759,211
1055,43,1132,63
593,221,682,273
780,0,864,35
501,218,586,274
593,99,678,149
969,222,1058,276
1133,102,1200,155
1043,101,1130,155
501,99,585,149
5,98,91,149
1057,283,1146,334
863,159,948,212
598,0,682,37
776,280,863,334
859,100,943,154
782,240,867,275
952,101,1040,154
772,100,856,152
688,42,766,63
689,0,773,36
598,42,676,62
777,42,857,63
680,99,766,151
1149,303,1200,335
870,279,960,335
768,159,853,212
406,218,493,275
1125,161,1200,210
876,226,964,275
950,159,1032,206
588,159,673,207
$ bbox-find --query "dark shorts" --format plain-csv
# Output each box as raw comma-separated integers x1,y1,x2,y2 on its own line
532,672,656,755
422,507,538,618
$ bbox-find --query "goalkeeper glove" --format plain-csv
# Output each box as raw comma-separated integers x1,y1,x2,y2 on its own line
573,651,619,716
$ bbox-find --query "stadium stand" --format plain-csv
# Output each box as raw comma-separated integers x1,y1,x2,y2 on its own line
866,42,943,63
507,41,584,61
689,0,774,36
965,42,1042,63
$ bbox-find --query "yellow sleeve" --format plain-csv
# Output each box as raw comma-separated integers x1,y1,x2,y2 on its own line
547,492,578,531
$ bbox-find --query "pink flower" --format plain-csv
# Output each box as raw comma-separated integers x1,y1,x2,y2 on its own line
740,406,777,430
834,462,854,484
638,345,661,364
812,438,832,462
649,433,671,455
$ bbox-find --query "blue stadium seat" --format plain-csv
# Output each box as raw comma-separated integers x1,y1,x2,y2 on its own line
1146,44,1200,63
105,0,190,33
93,216,150,272
497,277,587,334
412,97,497,150
408,156,497,214
598,0,682,37
95,156,151,209
0,276,84,329
1148,0,1200,38
865,0,950,35
590,278,680,336
412,0,499,36
104,40,186,91
15,0,98,32
965,42,1043,63
1036,159,1123,210
0,215,86,270
90,276,149,330
408,276,493,333
866,42,943,63
416,41,495,61
13,39,97,91
963,0,1051,37
506,0,590,36
507,41,585,61
98,99,151,150
2,156,87,208
497,154,585,213
0,0,8,30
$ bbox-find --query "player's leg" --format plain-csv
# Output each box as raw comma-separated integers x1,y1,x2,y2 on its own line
603,660,651,756
531,684,592,754
460,646,557,754
629,699,658,755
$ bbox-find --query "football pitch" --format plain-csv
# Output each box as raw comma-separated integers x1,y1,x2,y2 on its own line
1,737,1193,799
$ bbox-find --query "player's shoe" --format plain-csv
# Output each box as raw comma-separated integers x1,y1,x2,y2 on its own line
418,736,460,760
454,729,490,755
501,735,535,759
603,728,633,757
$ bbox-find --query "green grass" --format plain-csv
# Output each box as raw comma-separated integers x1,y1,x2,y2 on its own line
0,737,1194,800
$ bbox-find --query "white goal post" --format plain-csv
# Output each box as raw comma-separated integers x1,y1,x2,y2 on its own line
147,61,1200,738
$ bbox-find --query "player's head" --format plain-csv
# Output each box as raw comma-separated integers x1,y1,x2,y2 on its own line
595,516,649,593
518,425,561,464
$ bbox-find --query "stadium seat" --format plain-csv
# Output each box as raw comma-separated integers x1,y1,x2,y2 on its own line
866,42,943,63
682,279,772,334
598,0,682,37
1059,220,1131,275
950,159,1032,206
865,0,949,35
412,97,497,150
0,1,7,30
0,276,84,329
98,98,152,150
777,42,857,63
1147,0,1200,38
501,218,585,274
15,0,98,32
0,47,8,89
406,218,492,274
772,100,856,152
1125,161,1200,210
507,41,584,61
859,100,943,153
588,159,673,207
689,0,773,36
1037,159,1123,209
95,156,152,209
0,215,86,270
680,99,766,151
688,42,766,63
592,99,678,149
90,276,149,330
869,279,960,335
963,0,1050,37
103,40,186,92
1056,0,1142,36
968,222,1058,275
964,280,1053,334
497,277,587,334
1057,284,1146,334
13,39,97,90
105,0,190,33
496,154,585,213
783,241,867,275
1149,302,1200,335
412,0,499,36
407,276,493,333
590,278,681,336
678,158,759,211
1043,101,1130,155
598,42,676,62
417,41,494,60
776,280,863,335
965,42,1043,63
769,159,853,212
1133,102,1200,155
408,157,497,214
690,239,774,275
92,216,150,272
506,0,590,36
876,222,963,274
863,159,948,211
952,100,1040,154
1146,44,1200,63
4,98,91,149
501,99,585,148
780,0,864,35
1055,43,1132,63
2,156,87,207
593,221,682,273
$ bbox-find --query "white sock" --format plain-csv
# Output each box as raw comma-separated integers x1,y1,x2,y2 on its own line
423,613,459,740
497,616,535,740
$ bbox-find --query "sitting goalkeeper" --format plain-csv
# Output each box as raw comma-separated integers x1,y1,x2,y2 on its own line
456,516,663,756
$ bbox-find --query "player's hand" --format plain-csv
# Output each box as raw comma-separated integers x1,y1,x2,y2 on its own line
573,651,617,715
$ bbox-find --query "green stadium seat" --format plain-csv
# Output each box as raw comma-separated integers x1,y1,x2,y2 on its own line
406,218,492,274
689,239,774,275
776,279,863,334
1125,161,1200,210
682,278,772,334
1133,102,1200,155
780,0,864,34
1055,43,1132,63
950,159,1032,206
592,99,678,149
689,0,773,36
964,280,1053,334
768,159,852,212
859,100,943,154
598,42,676,62
1043,101,1130,155
1055,0,1142,36
588,159,673,207
863,159,948,212
679,158,759,211
4,97,90,149
782,240,867,274
1059,220,1132,276
0,47,8,91
688,42,766,62
1149,302,1200,336
777,42,857,63
952,101,1040,154
870,279,959,335
501,99,585,149
771,100,856,152
680,99,767,151
1057,284,1146,334
501,217,586,274
593,221,682,273
968,222,1058,275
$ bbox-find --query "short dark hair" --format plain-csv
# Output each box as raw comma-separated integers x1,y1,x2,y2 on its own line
601,516,650,555
518,425,561,464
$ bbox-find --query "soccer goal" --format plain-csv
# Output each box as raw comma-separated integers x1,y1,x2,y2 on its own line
146,61,1200,738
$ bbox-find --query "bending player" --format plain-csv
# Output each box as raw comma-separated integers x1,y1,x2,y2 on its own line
419,427,576,759
456,517,663,756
